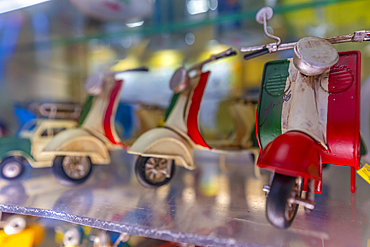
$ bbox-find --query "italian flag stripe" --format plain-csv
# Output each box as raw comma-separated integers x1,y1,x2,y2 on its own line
257,51,360,169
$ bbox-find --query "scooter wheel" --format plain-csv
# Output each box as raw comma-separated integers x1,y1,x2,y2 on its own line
135,156,175,189
266,174,301,229
52,155,93,186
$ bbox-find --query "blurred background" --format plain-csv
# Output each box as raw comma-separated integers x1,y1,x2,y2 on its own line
0,0,369,140
0,1,369,246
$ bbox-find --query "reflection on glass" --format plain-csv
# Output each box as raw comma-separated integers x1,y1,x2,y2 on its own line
182,173,196,203
182,187,196,203
0,0,50,14
187,0,208,15
215,174,230,207
185,32,195,45
245,178,265,211
156,185,170,201
126,21,144,28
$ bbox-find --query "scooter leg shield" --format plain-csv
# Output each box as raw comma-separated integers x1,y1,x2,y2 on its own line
258,131,322,180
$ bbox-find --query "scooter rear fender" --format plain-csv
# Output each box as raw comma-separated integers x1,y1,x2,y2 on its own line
258,131,322,181
128,127,195,170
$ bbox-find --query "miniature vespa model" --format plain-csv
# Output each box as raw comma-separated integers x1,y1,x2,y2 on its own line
241,7,369,229
42,67,148,185
128,48,260,188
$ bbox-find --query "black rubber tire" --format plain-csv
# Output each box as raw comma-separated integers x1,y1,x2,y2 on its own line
266,174,300,229
135,156,175,189
0,156,25,180
52,156,93,186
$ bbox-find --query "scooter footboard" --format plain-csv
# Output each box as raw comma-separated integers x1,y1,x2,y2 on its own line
257,131,322,181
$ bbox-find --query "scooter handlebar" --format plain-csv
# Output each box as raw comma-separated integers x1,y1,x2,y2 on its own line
240,30,370,55
118,66,149,73
189,48,237,72
243,47,270,60
212,48,238,60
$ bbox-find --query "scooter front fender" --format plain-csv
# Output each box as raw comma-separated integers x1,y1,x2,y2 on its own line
258,131,322,180
128,128,195,170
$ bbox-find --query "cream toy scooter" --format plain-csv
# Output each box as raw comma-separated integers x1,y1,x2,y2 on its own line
128,49,260,188
42,67,148,185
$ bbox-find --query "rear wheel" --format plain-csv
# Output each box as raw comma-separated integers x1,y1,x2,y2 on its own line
53,156,92,186
135,156,175,189
266,174,302,229
0,156,25,180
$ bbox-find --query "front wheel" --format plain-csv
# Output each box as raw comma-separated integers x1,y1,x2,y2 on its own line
266,174,302,229
0,156,25,180
53,156,93,186
135,156,175,189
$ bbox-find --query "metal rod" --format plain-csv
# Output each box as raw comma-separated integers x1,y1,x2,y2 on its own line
288,197,315,210
241,30,370,53
263,12,281,46
188,48,236,72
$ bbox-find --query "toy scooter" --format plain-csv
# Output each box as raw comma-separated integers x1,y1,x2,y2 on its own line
128,48,260,188
43,67,148,185
241,7,369,229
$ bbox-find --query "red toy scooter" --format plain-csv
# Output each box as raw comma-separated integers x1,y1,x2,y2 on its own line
242,7,369,229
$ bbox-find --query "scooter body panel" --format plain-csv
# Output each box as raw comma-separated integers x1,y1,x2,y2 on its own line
82,79,126,149
321,50,361,169
186,71,211,149
256,59,290,150
257,51,361,176
258,131,322,180
127,127,195,169
42,128,111,165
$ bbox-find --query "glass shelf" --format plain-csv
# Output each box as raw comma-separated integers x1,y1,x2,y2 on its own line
50,0,354,47
0,150,369,246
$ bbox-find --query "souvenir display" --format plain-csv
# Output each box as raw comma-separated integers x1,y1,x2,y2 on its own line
42,67,148,185
0,1,369,246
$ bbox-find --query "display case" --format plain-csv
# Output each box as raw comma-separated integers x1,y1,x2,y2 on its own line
0,0,370,246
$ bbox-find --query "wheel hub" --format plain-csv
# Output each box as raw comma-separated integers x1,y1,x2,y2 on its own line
62,156,90,179
145,158,169,183
3,162,21,178
285,177,302,220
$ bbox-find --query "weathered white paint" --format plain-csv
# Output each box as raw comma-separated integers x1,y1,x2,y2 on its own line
282,59,328,148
